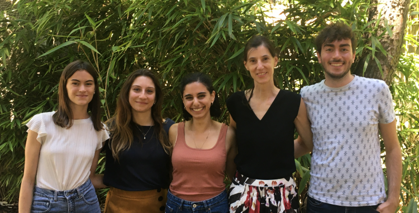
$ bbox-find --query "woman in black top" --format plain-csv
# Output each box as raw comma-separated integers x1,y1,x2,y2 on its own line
226,35,313,212
91,69,173,213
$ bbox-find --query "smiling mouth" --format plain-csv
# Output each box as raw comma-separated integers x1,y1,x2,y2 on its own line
256,72,267,76
330,62,344,67
192,107,204,111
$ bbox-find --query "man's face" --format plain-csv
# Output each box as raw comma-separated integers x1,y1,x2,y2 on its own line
317,39,356,80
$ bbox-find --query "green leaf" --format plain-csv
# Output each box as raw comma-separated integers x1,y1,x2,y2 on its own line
37,41,77,58
371,36,376,57
201,0,205,12
384,19,393,37
406,198,418,213
374,57,384,77
298,170,310,194
228,47,244,60
228,13,233,39
362,54,371,75
85,13,96,28
78,40,101,55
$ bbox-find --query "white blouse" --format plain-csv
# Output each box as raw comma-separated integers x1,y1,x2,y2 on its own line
26,112,109,191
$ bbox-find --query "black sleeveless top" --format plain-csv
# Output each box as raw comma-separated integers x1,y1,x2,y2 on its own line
226,90,300,179
103,119,174,191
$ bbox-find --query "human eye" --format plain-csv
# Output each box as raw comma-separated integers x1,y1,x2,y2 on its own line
184,96,193,100
146,89,154,94
198,94,206,99
72,82,79,86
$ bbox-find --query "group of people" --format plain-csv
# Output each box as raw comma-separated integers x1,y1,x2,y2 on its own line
19,22,401,213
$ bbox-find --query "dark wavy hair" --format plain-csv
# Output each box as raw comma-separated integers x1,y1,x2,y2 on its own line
180,72,221,120
107,69,171,161
315,22,357,54
52,60,102,131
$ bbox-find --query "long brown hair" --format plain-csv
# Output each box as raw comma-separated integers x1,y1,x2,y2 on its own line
107,69,171,161
52,60,102,131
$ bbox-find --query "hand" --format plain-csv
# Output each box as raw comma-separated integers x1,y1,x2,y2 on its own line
376,200,399,213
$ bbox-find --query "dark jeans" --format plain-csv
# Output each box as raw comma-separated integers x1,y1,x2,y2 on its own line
166,190,228,213
307,196,379,213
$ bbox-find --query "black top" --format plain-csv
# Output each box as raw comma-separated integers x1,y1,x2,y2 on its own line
103,119,174,191
226,90,300,179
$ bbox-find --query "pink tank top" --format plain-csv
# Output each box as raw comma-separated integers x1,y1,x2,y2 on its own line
169,122,228,201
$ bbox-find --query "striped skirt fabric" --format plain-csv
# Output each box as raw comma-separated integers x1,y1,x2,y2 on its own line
229,172,299,213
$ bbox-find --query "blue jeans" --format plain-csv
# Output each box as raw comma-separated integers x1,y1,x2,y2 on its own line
31,179,100,213
166,190,229,213
307,196,379,213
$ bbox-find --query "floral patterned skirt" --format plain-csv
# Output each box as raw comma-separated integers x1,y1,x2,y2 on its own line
228,171,299,213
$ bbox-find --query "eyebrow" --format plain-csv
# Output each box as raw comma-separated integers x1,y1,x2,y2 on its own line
131,85,155,89
184,92,207,97
323,43,351,48
248,55,269,59
70,79,94,82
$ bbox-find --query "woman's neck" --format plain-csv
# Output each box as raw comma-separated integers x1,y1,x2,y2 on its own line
70,105,89,120
251,82,280,100
132,111,154,126
187,117,213,133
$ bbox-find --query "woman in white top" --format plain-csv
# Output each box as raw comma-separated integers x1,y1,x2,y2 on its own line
18,60,109,213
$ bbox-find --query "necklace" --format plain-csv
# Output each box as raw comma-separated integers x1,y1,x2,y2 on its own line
136,125,152,140
192,124,212,149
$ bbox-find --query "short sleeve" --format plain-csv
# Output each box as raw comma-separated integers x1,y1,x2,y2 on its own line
97,124,110,150
300,87,307,99
26,113,47,144
377,82,395,124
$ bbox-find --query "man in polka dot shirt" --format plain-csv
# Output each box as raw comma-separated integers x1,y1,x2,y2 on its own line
299,22,402,213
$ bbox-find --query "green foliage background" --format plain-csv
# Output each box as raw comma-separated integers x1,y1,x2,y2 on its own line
0,0,418,211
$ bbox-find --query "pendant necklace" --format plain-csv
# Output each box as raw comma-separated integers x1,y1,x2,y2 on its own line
192,124,212,149
136,125,152,140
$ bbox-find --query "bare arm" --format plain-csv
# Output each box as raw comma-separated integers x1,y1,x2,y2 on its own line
377,119,402,213
89,149,107,189
19,130,41,213
294,98,313,158
168,123,179,146
225,126,237,181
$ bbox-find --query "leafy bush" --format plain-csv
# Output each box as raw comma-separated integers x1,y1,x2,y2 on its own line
0,0,418,211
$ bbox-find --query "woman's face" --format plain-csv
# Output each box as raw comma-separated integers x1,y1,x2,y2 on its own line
129,76,156,114
182,82,215,119
244,45,278,85
66,70,95,109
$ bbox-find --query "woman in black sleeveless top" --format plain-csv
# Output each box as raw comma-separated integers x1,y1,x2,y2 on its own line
226,35,313,213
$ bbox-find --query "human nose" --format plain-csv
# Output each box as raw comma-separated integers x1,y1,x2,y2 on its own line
79,84,86,92
256,60,264,69
332,49,341,59
138,90,146,98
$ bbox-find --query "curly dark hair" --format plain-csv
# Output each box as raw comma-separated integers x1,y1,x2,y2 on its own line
315,22,357,55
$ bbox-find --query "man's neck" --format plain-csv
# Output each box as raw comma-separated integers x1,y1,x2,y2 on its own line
324,73,355,88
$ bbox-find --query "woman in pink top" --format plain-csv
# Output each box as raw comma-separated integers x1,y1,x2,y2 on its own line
167,73,236,213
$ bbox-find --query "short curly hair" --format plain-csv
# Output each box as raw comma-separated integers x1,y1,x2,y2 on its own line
315,22,357,55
